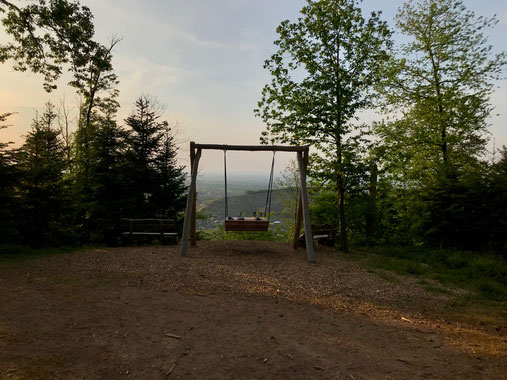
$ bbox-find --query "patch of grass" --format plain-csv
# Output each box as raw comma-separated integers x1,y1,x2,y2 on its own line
362,254,427,277
473,278,507,302
418,279,451,295
357,246,507,303
377,271,401,284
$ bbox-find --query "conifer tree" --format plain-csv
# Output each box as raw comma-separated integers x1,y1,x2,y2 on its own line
16,103,66,246
124,96,186,218
152,124,186,218
0,112,20,243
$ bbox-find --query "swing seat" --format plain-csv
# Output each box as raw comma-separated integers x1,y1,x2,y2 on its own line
224,217,269,232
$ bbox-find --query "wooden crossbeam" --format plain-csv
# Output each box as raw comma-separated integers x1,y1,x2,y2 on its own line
194,143,307,152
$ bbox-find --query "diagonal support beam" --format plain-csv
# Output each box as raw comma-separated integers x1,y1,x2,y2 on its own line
181,147,202,257
297,150,316,263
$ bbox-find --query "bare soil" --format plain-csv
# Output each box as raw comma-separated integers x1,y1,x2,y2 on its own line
0,241,505,379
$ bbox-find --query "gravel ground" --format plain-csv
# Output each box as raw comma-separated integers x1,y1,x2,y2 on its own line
0,241,505,379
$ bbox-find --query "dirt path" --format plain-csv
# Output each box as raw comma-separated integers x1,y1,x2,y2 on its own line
0,241,505,379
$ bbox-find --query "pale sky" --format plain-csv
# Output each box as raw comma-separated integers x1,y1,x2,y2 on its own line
1,0,506,176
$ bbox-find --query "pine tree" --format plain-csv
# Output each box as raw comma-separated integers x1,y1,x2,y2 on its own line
152,124,186,218
0,112,20,244
124,95,164,217
16,103,66,247
72,94,128,244
124,96,186,219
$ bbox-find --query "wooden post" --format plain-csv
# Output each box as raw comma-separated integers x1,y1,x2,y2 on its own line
297,150,316,263
292,149,308,249
181,147,202,257
292,193,303,249
190,142,197,246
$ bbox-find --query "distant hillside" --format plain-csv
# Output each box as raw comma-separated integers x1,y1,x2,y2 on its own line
200,188,294,221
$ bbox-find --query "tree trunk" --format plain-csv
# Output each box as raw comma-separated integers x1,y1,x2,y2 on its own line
428,47,448,166
337,174,348,252
365,162,378,243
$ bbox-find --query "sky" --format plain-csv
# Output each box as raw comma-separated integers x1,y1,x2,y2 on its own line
1,0,506,178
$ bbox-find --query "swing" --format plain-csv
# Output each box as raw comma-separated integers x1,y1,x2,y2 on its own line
223,150,275,232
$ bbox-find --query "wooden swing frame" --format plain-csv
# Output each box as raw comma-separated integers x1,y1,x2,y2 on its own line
180,142,316,262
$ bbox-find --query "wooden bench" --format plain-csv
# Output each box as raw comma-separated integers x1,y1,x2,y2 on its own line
120,218,179,244
299,224,337,247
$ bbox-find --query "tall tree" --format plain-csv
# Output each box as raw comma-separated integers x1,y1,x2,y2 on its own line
124,95,165,217
72,36,120,219
255,0,392,251
375,0,506,247
0,112,20,243
125,96,186,218
16,103,66,246
72,94,129,244
152,123,186,218
378,0,506,181
0,0,99,92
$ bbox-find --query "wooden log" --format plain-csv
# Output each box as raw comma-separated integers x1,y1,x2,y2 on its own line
297,150,316,263
193,143,308,152
181,148,202,257
293,192,303,249
292,149,308,249
190,142,197,246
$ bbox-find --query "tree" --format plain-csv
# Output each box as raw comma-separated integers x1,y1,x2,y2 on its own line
16,102,66,246
375,0,506,248
0,0,101,92
0,112,20,243
255,0,392,251
124,96,186,218
152,123,186,218
486,147,507,252
379,0,506,180
71,36,120,223
72,95,129,244
124,95,165,216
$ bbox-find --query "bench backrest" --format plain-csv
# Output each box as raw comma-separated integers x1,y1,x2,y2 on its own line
311,224,338,237
120,218,177,233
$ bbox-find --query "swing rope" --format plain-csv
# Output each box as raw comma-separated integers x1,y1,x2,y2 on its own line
224,150,229,219
264,151,276,220
223,149,275,221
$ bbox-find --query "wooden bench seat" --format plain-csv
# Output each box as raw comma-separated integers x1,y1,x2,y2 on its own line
120,218,179,243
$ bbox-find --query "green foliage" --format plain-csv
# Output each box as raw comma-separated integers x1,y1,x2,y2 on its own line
380,0,505,173
15,102,68,247
72,105,129,244
256,0,392,251
0,0,100,92
0,2,187,249
0,112,20,244
124,95,186,219
373,0,506,249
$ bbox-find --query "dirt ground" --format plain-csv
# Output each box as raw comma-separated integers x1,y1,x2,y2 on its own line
0,241,505,379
